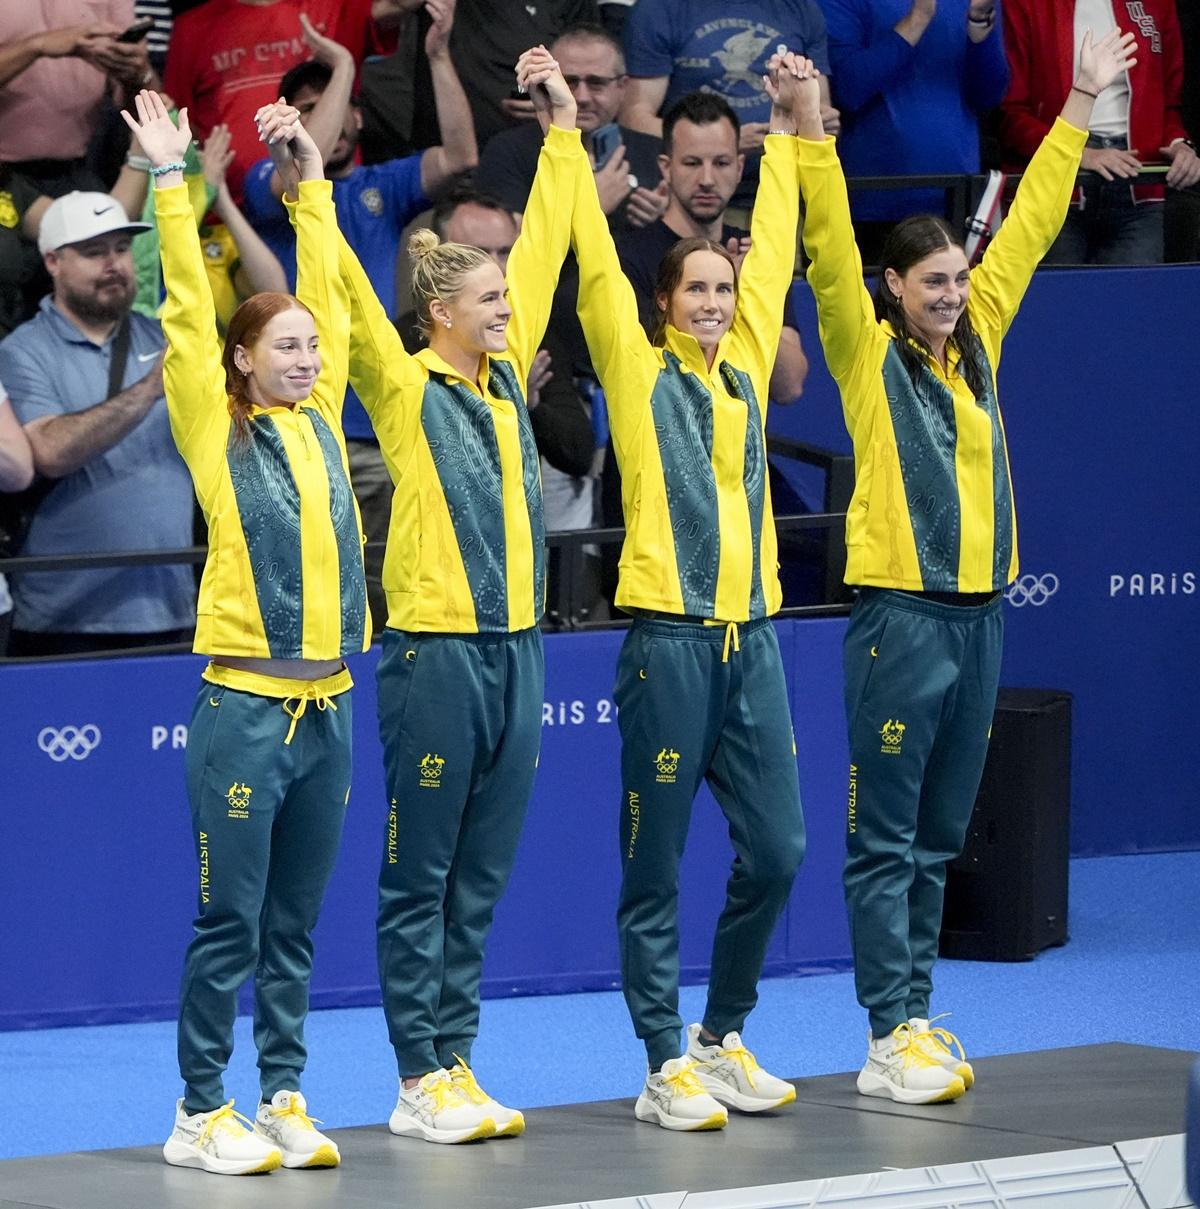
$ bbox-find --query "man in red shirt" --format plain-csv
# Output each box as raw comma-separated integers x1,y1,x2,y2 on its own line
1000,0,1199,264
164,0,408,201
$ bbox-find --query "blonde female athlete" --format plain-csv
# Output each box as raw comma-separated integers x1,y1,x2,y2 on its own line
793,28,1137,1104
124,90,367,1173
560,46,810,1131
320,51,587,1143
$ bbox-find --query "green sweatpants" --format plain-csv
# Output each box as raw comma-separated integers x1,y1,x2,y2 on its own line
179,675,352,1112
842,588,1003,1037
376,626,543,1077
615,617,806,1070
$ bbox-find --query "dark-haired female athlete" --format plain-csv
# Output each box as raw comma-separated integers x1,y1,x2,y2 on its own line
794,27,1137,1104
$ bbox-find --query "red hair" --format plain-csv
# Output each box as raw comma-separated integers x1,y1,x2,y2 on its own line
222,293,313,445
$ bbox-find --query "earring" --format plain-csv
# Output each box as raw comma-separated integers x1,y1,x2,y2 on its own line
444,320,452,329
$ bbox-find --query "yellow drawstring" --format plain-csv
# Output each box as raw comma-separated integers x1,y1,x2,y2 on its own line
281,685,338,745
721,620,740,663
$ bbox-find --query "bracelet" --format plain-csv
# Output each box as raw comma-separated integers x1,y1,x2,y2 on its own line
125,154,152,172
768,129,798,136
148,160,186,177
968,10,995,24
1071,84,1099,99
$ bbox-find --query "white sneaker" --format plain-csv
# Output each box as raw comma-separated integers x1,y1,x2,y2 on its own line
254,1091,340,1168
388,1069,496,1144
685,1024,797,1112
162,1099,282,1175
447,1059,525,1137
856,1024,966,1104
910,1016,975,1090
634,1057,728,1132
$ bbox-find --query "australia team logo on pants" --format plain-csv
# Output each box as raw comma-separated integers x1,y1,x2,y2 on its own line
880,719,906,755
655,747,680,784
226,782,252,819
419,753,446,789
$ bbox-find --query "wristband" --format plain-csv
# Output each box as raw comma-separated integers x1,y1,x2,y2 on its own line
1071,84,1100,99
125,154,152,172
968,11,995,25
768,129,799,136
148,160,187,177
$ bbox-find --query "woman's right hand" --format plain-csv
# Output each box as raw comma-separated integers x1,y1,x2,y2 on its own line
515,45,577,132
765,52,823,139
257,99,325,185
120,89,191,170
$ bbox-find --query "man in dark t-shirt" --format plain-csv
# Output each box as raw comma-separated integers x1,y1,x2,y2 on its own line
616,91,808,404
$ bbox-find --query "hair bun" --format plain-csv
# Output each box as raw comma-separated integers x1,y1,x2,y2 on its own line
407,228,441,259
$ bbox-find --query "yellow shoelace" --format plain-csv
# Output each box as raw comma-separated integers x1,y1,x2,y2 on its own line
196,1101,255,1146
266,1094,320,1130
915,1014,969,1063
447,1057,490,1105
708,1041,761,1090
662,1061,707,1098
889,1023,945,1070
417,1070,464,1112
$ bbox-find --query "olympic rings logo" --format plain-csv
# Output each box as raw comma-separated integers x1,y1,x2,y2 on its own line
37,725,102,762
1005,574,1060,608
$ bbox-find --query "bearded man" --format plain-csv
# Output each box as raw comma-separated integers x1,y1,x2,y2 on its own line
0,191,195,656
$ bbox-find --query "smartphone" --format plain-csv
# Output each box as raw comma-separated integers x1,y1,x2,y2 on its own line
591,122,622,170
116,17,155,43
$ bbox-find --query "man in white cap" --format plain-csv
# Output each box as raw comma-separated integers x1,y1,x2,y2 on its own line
0,191,195,656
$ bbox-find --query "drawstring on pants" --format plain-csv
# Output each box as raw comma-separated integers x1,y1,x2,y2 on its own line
720,620,740,663
281,685,338,745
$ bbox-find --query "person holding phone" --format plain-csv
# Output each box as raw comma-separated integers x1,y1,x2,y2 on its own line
565,46,810,1132
794,27,1137,1103
123,89,367,1174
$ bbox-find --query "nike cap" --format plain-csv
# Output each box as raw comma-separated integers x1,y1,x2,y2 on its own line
38,192,151,255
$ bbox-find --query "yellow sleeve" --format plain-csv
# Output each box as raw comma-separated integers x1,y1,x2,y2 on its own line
285,179,349,427
504,124,588,386
156,182,229,504
335,225,419,425
969,117,1088,346
797,136,886,418
569,142,657,459
729,134,800,392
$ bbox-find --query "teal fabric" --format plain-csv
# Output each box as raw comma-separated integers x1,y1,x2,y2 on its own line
303,406,368,651
177,678,353,1112
842,588,1003,1037
719,361,768,618
614,617,805,1069
375,626,544,1076
226,422,304,658
878,342,1011,592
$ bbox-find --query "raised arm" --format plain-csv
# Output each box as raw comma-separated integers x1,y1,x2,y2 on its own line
793,71,881,393
418,0,479,196
260,102,353,424
504,49,586,385
121,90,228,490
972,29,1137,339
731,53,806,392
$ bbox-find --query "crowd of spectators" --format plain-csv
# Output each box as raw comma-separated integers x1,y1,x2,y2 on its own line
1,0,1198,654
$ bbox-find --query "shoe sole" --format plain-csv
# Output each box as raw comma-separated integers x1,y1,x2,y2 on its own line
492,1113,525,1138
694,1071,797,1114
634,1096,727,1132
856,1072,966,1104
163,1138,282,1175
280,1142,341,1168
388,1114,496,1144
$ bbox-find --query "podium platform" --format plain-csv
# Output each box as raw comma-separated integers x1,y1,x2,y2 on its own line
0,1044,1192,1209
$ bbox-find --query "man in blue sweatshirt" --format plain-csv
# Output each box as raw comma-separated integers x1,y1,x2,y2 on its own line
821,0,1008,261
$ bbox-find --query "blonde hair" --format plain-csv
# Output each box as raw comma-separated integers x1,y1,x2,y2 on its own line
408,228,494,337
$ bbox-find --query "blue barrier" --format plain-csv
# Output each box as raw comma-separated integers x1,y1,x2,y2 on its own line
0,618,852,1032
776,266,1200,855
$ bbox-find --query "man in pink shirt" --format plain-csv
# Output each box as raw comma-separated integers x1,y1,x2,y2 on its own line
0,2,156,196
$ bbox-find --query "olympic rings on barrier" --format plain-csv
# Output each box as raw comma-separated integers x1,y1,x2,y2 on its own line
37,725,102,762
1005,573,1060,608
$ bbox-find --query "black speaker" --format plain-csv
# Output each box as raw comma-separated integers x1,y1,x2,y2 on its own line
939,688,1072,961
